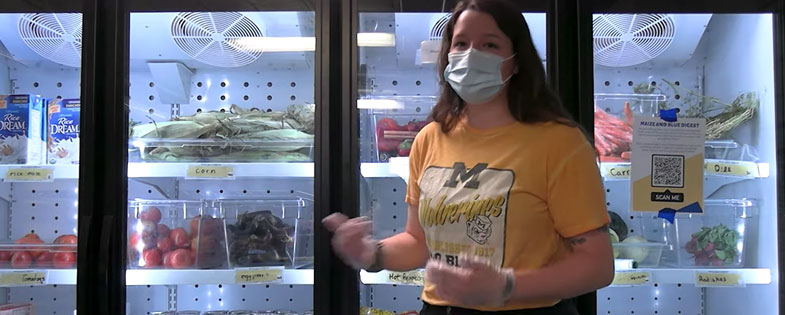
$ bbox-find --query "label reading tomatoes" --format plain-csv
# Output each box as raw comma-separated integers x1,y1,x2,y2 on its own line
235,267,283,284
186,165,235,180
0,271,48,286
5,167,53,182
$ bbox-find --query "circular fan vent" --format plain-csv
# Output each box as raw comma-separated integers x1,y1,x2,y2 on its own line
593,14,675,67
18,13,82,68
171,12,263,68
429,14,452,41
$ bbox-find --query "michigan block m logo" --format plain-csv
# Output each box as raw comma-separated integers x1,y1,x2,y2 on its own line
443,162,488,189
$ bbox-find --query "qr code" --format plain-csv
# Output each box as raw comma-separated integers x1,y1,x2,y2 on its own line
651,155,684,187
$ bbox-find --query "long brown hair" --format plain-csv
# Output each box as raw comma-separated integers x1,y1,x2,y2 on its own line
430,0,574,133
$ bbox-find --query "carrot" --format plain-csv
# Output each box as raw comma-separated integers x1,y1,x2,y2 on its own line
624,101,633,126
621,151,631,160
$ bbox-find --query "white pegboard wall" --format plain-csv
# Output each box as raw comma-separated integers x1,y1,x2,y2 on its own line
9,180,79,241
365,177,408,239
129,68,314,123
369,284,423,313
598,284,703,315
127,285,170,315
174,284,313,313
9,64,81,99
9,285,75,315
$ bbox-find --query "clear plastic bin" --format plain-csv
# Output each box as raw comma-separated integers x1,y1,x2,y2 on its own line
612,242,667,267
127,199,230,269
0,241,77,269
670,199,757,268
219,198,312,269
129,138,313,163
609,210,671,267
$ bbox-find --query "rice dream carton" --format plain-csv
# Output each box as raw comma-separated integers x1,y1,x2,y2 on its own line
0,95,43,164
47,99,80,164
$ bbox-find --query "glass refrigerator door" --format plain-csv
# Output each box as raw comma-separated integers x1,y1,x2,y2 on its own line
355,5,547,314
592,13,778,314
0,9,82,314
125,8,316,315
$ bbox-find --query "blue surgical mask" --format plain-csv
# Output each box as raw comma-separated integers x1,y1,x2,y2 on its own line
443,48,516,104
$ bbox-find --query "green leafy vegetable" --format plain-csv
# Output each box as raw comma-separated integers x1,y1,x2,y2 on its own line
685,224,741,266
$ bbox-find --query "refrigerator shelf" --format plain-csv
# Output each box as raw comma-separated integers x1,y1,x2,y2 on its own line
0,269,314,286
359,268,771,287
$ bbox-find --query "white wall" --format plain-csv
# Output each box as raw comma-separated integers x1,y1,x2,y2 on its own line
0,57,10,94
701,13,778,314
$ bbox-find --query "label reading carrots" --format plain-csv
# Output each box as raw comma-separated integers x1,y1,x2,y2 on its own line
5,167,53,182
601,163,631,179
235,267,283,284
0,271,47,286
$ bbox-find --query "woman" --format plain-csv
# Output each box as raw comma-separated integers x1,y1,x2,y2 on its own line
324,0,614,313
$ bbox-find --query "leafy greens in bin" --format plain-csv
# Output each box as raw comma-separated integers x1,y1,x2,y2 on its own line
227,210,295,267
686,224,741,266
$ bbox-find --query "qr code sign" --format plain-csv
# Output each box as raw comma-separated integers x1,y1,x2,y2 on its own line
651,155,684,188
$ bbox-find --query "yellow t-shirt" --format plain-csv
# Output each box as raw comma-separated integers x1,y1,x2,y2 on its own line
406,119,610,311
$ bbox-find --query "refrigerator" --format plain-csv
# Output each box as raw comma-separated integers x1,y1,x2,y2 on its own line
0,0,780,314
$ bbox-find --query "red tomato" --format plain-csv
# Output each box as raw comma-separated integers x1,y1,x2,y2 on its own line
11,252,33,268
169,228,191,248
156,237,173,253
142,249,162,268
16,236,45,259
162,251,173,268
53,252,76,269
53,234,78,244
157,224,171,238
0,251,12,263
35,251,54,268
140,207,162,224
141,221,157,235
141,232,157,250
169,249,193,269
129,233,140,249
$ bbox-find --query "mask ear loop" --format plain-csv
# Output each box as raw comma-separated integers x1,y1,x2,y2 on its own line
501,53,518,83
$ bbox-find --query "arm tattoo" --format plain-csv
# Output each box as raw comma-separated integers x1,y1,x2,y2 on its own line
566,225,609,250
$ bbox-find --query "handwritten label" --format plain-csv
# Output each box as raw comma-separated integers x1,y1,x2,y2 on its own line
0,271,47,286
5,167,53,182
388,271,424,286
705,160,758,177
602,163,631,179
612,271,650,286
235,268,283,284
186,165,234,180
696,272,742,287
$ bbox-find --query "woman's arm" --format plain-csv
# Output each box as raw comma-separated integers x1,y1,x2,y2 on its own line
378,204,430,271
510,226,615,303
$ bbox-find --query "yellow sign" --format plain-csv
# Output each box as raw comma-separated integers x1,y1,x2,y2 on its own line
186,165,234,179
5,167,53,182
0,271,47,286
388,270,424,286
235,268,283,283
612,271,650,286
705,160,758,177
601,163,631,179
696,272,742,287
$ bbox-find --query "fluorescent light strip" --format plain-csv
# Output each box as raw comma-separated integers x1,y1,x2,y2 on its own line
232,33,395,52
357,99,403,109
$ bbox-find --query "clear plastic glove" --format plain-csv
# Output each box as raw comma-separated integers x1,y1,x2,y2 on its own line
322,213,378,270
425,254,514,308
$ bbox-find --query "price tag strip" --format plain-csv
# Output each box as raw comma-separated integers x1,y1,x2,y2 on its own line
600,163,631,180
611,271,651,286
695,271,744,287
186,165,235,180
387,270,424,286
4,167,54,182
0,271,48,286
235,267,283,284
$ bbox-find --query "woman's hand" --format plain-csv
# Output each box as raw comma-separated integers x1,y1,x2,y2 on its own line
426,255,514,308
322,213,377,269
